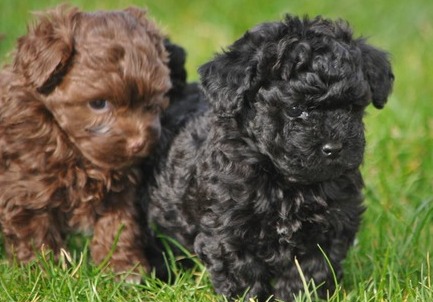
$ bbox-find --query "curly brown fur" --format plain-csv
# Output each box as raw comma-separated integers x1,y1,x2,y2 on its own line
0,5,171,281
147,15,394,300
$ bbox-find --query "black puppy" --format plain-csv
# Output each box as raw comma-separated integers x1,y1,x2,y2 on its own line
148,16,393,301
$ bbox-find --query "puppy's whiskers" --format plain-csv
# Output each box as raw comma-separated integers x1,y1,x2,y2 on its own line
85,124,111,135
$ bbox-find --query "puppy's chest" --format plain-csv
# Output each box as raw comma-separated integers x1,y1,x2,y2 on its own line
267,188,331,244
68,177,138,236
63,168,133,219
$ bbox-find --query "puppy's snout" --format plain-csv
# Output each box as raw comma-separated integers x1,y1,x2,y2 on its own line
129,139,146,154
128,122,161,155
321,142,343,158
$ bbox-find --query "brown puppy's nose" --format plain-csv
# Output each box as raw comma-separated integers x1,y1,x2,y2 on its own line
321,142,343,157
129,139,146,154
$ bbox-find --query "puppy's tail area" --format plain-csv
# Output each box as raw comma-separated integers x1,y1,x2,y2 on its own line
164,39,187,97
161,39,208,140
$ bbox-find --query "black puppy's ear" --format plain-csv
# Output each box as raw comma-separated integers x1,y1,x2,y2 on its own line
198,56,257,116
14,5,78,94
358,40,394,109
198,22,284,116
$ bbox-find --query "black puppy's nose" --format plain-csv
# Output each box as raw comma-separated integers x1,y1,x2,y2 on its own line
321,142,343,157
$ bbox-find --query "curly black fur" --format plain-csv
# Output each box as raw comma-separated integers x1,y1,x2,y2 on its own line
147,15,394,301
142,39,207,280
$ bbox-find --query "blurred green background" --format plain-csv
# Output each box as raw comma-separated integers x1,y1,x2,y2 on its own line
1,0,431,84
0,0,432,301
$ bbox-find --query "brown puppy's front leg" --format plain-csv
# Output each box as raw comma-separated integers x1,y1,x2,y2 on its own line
91,183,149,283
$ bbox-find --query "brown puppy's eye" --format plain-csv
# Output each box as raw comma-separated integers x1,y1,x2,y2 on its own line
89,99,110,111
143,103,161,114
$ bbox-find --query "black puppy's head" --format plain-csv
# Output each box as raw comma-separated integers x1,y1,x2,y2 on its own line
199,15,394,183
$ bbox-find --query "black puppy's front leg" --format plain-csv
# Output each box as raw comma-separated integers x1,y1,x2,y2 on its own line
273,240,346,301
194,232,272,301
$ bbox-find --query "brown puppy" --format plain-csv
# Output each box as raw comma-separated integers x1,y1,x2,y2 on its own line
0,6,171,281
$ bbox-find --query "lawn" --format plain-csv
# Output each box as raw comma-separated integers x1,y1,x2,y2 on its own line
1,0,432,301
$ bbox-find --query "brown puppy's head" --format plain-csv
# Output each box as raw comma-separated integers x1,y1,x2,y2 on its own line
14,6,171,169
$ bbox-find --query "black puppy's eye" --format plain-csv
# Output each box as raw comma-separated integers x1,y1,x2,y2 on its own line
287,105,304,118
89,99,110,111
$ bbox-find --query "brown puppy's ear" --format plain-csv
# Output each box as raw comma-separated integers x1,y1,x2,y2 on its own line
358,39,394,109
13,5,78,94
124,7,167,61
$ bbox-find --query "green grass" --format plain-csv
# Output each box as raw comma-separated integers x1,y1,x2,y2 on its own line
1,0,433,301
